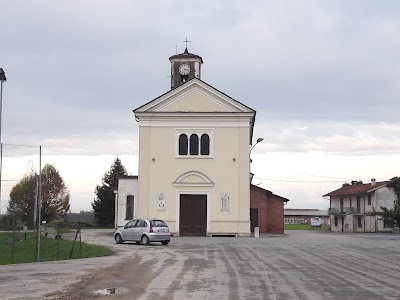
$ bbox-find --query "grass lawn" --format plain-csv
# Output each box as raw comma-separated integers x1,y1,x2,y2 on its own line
285,224,331,231
0,232,112,265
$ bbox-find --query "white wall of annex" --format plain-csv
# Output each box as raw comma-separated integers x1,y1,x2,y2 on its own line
116,178,138,228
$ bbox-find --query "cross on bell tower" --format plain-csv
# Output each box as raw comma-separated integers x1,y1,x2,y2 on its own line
169,39,203,89
183,37,191,51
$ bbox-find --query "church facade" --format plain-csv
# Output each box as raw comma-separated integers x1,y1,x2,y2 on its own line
116,48,256,236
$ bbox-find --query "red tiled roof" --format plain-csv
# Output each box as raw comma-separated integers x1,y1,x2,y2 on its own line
251,184,290,202
323,181,388,197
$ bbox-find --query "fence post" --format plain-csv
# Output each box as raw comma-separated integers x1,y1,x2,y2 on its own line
56,222,60,260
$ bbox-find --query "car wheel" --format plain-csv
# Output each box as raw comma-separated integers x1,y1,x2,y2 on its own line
161,241,169,245
115,234,123,244
141,235,150,245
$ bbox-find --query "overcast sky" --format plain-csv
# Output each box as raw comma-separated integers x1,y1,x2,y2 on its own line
1,1,399,213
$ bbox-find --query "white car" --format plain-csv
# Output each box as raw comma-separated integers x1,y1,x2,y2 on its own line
114,218,170,245
310,217,324,227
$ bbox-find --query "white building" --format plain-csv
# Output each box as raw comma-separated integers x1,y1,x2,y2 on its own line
323,179,397,233
115,47,256,236
115,176,138,227
284,209,329,225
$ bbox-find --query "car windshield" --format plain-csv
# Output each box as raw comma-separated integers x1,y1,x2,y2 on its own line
150,220,167,227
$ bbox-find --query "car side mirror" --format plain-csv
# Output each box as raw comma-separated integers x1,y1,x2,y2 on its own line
124,225,128,229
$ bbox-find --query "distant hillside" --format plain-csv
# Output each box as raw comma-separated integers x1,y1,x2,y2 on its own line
65,211,95,222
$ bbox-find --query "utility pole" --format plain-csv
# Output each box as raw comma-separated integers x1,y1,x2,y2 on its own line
36,146,42,262
34,177,39,230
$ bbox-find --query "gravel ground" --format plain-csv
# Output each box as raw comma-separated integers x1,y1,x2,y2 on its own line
1,229,400,299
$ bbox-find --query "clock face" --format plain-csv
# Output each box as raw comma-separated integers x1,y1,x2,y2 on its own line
179,63,190,75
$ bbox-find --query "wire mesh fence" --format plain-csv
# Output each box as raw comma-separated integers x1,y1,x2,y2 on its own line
0,144,110,264
0,221,83,264
0,221,109,265
0,143,41,216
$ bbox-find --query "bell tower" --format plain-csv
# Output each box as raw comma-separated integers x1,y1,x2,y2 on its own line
169,46,203,89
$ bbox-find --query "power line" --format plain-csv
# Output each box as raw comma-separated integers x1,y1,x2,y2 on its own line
295,173,353,181
254,177,345,184
2,143,41,148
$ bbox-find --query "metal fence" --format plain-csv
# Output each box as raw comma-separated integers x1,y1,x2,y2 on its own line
0,221,84,264
0,143,41,216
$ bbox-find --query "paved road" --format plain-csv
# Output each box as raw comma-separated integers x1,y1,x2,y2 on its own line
1,230,400,299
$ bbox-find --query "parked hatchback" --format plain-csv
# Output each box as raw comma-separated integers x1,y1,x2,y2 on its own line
114,218,170,245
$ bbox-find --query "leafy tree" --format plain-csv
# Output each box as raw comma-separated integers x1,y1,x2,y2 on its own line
92,158,127,227
380,177,400,227
41,164,71,221
8,172,37,228
7,163,70,228
0,213,15,230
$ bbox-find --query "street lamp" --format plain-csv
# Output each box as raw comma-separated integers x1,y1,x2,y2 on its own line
249,137,263,183
250,137,264,152
0,68,6,145
0,68,5,215
250,137,263,164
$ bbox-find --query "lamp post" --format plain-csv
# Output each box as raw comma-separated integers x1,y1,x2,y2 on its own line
0,68,6,216
0,68,6,143
249,137,263,183
250,137,264,153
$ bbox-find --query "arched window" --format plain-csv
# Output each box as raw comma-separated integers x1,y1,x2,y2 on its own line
126,195,134,220
179,134,188,155
177,130,212,157
190,134,199,155
200,134,210,155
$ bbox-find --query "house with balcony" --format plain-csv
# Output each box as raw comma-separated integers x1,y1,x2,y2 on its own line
323,179,396,233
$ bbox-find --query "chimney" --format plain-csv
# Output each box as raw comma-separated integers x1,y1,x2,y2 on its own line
371,178,376,186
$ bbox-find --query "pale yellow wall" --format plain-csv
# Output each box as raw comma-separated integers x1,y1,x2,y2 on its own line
137,122,251,236
160,90,232,112
136,81,254,236
137,126,150,218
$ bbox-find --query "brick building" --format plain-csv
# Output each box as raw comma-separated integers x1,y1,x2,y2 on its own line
250,184,289,234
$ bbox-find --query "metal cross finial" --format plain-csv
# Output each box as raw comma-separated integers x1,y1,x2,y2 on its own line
182,37,191,49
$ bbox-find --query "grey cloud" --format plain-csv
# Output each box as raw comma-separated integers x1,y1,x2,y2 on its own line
1,1,400,157
253,121,400,155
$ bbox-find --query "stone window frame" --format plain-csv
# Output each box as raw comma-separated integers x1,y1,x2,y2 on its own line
176,129,213,158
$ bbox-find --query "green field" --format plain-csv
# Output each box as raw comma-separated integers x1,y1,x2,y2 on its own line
0,232,112,265
284,224,331,231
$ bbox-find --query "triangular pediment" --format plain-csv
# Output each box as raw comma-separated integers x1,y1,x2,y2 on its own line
134,78,255,114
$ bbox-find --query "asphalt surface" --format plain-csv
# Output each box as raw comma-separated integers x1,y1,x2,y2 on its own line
1,230,400,299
